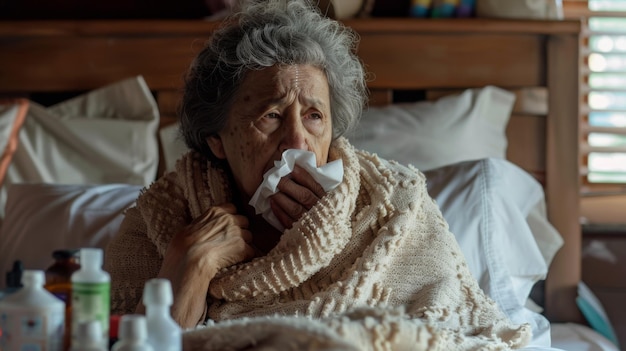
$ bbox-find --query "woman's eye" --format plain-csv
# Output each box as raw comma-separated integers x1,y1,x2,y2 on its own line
266,112,280,119
309,112,323,120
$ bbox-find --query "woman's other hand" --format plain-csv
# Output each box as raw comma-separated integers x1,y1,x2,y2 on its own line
157,203,255,328
270,165,327,230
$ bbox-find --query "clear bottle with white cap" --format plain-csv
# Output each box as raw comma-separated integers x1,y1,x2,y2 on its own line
0,270,65,351
143,278,182,351
112,314,154,351
70,320,107,351
71,248,110,351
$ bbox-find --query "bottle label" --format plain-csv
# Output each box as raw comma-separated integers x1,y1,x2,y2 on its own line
71,282,110,349
0,308,64,351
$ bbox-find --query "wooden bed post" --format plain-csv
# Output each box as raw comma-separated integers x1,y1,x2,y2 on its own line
544,27,584,324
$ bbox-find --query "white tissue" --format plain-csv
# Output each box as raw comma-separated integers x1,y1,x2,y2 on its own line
248,149,343,231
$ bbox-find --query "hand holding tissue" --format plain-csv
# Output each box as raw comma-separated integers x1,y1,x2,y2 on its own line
248,149,343,231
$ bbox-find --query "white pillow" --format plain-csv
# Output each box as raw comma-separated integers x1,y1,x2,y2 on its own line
346,85,515,171
0,76,159,224
159,122,189,173
0,183,142,288
424,158,563,344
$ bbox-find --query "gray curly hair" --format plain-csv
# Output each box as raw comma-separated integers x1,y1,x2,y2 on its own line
178,0,367,161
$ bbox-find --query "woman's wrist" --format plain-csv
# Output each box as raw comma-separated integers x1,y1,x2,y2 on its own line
169,265,218,328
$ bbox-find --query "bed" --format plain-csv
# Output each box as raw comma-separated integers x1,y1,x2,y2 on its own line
0,17,614,350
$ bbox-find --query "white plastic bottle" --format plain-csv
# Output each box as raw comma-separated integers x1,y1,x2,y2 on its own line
70,320,107,351
0,270,65,351
71,248,111,351
143,279,182,351
112,314,154,351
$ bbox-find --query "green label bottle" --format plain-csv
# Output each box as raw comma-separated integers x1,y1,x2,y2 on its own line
71,248,110,351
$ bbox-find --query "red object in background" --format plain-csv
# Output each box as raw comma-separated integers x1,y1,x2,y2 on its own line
109,314,122,348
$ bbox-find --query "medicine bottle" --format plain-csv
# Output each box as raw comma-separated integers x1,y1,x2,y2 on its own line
112,315,154,351
0,270,65,351
45,249,80,350
143,279,182,351
71,248,110,351
70,320,107,351
45,249,80,302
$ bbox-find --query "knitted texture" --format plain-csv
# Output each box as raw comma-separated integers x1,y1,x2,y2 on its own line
105,137,531,350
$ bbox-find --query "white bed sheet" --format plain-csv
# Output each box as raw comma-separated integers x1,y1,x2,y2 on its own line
519,322,619,351
550,323,619,351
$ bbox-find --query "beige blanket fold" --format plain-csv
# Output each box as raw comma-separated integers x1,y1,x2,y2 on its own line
105,137,532,351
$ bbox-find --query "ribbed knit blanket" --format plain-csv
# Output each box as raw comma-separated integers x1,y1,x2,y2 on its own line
105,137,531,350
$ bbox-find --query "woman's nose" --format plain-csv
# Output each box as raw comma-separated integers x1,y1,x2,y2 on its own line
279,115,308,152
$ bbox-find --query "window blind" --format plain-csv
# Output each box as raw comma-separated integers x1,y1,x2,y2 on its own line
564,0,626,192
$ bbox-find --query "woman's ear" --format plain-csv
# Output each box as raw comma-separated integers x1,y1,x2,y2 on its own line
207,135,227,159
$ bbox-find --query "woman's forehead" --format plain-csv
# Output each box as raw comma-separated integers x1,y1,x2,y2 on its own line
237,65,329,100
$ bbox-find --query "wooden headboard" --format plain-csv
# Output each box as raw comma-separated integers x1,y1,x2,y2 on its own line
0,18,581,322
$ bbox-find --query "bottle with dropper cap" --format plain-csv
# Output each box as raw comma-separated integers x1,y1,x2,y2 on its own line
143,279,182,351
0,260,23,300
112,314,154,351
0,270,65,351
71,248,110,351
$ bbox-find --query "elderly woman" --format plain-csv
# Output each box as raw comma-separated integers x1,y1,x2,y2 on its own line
105,0,532,349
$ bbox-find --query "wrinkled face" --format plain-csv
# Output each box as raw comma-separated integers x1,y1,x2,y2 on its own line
207,64,333,202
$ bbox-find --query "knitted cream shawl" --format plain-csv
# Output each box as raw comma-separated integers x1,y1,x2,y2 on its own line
105,137,531,351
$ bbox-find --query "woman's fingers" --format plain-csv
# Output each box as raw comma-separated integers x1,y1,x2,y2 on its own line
289,165,326,198
275,166,325,210
269,194,299,229
269,166,328,229
169,203,256,271
189,206,249,240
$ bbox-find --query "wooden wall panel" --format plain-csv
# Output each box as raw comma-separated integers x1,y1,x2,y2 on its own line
0,37,206,93
368,89,393,106
357,34,545,89
157,90,182,118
